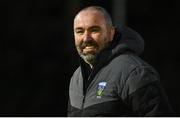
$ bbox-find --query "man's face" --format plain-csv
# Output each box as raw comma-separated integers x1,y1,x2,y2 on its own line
73,10,114,65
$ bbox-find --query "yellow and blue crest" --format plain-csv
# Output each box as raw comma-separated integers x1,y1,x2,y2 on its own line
97,82,107,98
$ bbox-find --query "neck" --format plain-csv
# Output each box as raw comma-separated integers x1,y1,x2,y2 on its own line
84,60,94,69
89,64,93,69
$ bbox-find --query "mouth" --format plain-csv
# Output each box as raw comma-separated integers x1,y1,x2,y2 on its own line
83,46,96,54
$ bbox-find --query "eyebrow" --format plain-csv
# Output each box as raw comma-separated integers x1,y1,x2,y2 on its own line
74,26,100,30
90,26,100,29
74,27,83,31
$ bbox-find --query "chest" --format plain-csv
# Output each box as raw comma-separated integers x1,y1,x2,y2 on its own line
69,68,124,109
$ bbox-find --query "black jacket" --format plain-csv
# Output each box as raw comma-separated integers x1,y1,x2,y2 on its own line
68,26,174,116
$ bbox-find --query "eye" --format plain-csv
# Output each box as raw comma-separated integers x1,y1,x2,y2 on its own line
92,29,98,32
75,30,84,35
90,27,100,33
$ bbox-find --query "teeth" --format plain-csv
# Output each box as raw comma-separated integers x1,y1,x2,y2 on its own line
83,46,95,52
85,46,94,48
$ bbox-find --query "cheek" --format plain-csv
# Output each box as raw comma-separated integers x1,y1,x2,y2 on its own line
74,37,82,46
91,33,102,42
92,33,106,44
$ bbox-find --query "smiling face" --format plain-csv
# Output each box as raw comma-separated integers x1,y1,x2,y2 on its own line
73,9,115,67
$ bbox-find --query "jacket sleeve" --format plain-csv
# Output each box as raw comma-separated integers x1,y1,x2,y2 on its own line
121,66,174,116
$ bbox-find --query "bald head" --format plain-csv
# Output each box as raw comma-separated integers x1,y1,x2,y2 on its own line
74,6,113,27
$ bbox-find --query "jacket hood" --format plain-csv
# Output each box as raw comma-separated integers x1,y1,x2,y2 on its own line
111,26,145,56
79,26,145,70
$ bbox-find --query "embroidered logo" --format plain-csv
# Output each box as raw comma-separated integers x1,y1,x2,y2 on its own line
97,82,107,98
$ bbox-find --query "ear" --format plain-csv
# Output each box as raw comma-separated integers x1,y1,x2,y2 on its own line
110,26,115,41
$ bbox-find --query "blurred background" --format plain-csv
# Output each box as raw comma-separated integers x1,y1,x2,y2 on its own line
1,0,180,116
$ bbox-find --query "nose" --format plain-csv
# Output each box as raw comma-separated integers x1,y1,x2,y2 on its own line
83,31,92,42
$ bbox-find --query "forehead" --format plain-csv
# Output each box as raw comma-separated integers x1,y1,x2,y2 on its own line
74,10,106,28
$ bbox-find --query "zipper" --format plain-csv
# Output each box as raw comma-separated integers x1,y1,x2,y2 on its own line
81,73,93,110
81,95,85,109
81,76,90,110
81,63,97,110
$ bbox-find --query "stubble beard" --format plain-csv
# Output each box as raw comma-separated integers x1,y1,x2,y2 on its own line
76,39,110,66
76,47,97,66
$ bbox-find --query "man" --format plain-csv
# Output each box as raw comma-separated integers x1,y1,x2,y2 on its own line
68,6,174,116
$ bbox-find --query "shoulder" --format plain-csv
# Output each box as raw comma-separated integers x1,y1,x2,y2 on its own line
109,52,158,75
114,53,160,99
111,52,147,68
106,53,146,80
70,67,82,83
72,67,81,77
108,53,160,98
